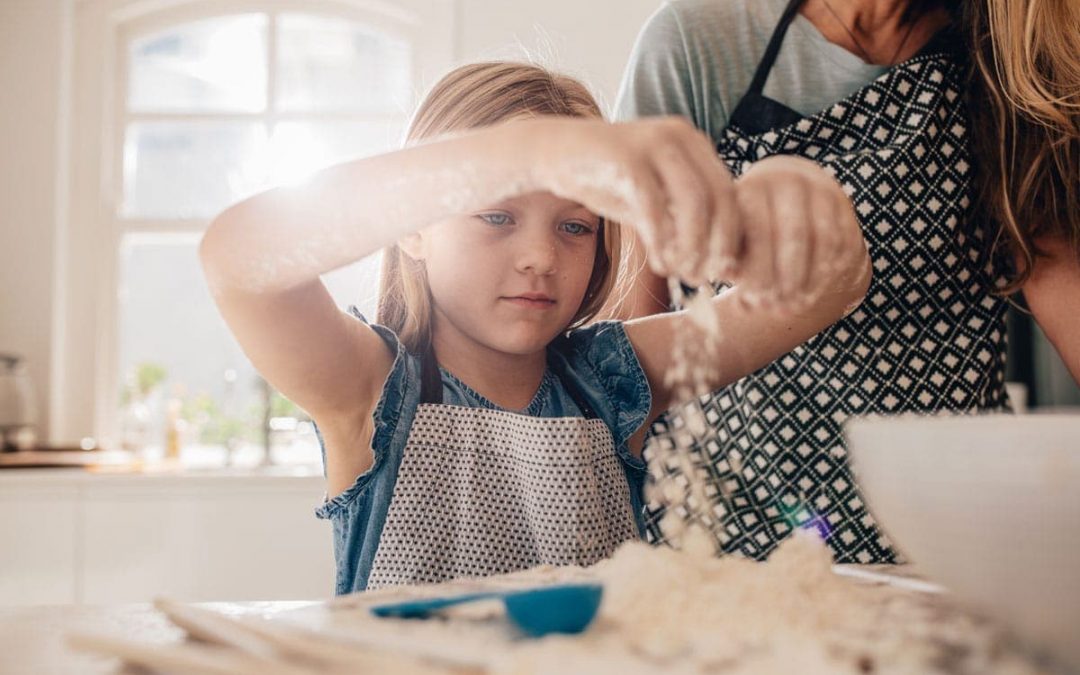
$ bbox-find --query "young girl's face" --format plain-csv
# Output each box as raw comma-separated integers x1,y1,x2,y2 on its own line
417,191,601,359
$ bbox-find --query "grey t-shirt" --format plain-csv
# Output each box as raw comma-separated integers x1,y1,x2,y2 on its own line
614,0,888,140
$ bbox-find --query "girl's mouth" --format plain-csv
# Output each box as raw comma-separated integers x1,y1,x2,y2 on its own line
502,294,556,309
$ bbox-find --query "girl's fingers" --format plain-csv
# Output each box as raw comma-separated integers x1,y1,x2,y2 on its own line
679,132,741,280
652,143,710,284
799,201,828,305
771,184,813,303
734,182,778,304
806,184,864,302
547,117,744,285
631,167,663,239
625,162,671,276
708,170,742,281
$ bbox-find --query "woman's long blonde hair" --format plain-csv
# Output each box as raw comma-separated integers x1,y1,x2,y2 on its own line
376,62,623,355
963,0,1080,291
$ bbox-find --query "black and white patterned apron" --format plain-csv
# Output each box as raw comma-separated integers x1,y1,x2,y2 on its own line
645,0,1009,563
367,374,640,588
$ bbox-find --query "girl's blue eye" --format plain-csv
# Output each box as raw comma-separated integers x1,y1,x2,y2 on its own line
479,212,512,226
560,221,594,236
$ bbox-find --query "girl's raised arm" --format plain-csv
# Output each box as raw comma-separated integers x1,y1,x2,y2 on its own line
200,121,584,490
200,123,551,418
201,115,747,420
200,113,752,482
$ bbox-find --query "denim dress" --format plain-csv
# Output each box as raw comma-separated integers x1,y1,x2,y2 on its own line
315,307,652,594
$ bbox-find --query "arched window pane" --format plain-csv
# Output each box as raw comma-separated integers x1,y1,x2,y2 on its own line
122,121,268,219
114,9,419,463
128,15,268,113
275,13,411,113
122,119,403,218
267,120,403,184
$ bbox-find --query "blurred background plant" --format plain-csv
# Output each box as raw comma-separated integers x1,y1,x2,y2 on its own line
119,362,313,465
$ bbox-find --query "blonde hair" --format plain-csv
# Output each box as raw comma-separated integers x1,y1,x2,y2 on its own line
964,0,1080,291
376,62,624,355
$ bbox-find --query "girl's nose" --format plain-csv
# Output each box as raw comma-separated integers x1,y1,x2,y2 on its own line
515,231,558,275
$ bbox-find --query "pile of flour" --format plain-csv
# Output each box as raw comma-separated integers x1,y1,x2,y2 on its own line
492,532,1042,674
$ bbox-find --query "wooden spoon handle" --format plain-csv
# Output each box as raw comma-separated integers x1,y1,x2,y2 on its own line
154,597,467,674
67,632,308,675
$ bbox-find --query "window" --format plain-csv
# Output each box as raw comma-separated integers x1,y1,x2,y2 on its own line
59,0,454,461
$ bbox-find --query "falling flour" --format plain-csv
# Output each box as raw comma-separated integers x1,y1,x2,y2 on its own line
642,277,732,551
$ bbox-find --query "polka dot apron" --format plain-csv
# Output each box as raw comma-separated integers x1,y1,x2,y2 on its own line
367,381,640,588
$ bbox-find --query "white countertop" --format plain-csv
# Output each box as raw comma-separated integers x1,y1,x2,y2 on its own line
0,601,317,674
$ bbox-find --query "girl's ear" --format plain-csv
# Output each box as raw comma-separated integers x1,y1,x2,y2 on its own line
398,231,427,261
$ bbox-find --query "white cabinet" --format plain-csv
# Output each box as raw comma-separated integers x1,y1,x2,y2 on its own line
0,483,78,604
0,470,335,605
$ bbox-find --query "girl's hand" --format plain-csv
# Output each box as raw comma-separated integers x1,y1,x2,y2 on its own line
731,155,871,308
530,116,741,286
622,155,872,421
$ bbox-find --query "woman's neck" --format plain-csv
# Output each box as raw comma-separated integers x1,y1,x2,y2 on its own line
430,318,548,411
799,0,952,65
827,0,911,33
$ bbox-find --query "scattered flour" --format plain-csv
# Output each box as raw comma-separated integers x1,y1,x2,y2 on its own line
488,533,1046,674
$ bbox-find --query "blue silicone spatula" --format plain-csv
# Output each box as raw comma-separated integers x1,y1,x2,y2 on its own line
370,582,603,637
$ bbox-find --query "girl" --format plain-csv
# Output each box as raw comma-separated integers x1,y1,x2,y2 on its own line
200,62,871,594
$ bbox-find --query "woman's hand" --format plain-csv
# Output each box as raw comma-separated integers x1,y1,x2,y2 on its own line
528,116,741,286
731,155,871,308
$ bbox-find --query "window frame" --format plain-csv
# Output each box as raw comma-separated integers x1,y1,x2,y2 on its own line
55,0,455,446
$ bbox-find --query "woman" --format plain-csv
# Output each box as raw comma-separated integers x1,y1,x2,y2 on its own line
613,0,1080,563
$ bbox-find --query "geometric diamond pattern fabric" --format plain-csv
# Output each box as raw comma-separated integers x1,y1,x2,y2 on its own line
645,51,1010,563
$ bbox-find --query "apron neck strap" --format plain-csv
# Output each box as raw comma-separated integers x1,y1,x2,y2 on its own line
420,341,443,405
562,374,598,420
422,344,600,420
746,0,808,97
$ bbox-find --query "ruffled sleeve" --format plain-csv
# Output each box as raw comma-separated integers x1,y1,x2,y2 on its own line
549,321,653,468
314,306,421,519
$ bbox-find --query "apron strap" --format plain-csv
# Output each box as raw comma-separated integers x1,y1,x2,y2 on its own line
559,370,600,421
745,0,808,97
748,0,958,97
421,345,600,420
420,342,443,405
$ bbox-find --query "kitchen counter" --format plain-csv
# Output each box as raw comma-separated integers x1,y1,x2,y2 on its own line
0,559,1063,675
0,601,317,674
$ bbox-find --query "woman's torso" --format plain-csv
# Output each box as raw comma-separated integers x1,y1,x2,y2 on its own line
620,0,1010,563
616,0,888,141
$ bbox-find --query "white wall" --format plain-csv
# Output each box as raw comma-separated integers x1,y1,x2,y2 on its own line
0,0,660,444
0,0,69,442
457,0,658,114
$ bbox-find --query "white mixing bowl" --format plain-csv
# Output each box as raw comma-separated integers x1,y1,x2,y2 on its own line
845,414,1080,669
